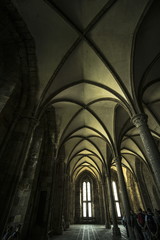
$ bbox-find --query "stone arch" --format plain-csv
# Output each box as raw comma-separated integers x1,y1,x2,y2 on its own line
74,170,105,224
0,0,38,114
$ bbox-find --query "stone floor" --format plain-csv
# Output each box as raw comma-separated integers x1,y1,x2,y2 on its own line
49,224,128,240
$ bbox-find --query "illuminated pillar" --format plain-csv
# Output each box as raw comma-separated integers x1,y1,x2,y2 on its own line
132,113,160,190
115,157,135,240
107,174,121,236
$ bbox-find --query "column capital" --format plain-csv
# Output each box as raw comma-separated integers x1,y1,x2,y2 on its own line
132,113,147,128
112,156,121,162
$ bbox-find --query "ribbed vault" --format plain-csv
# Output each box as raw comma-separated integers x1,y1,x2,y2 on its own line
12,0,160,180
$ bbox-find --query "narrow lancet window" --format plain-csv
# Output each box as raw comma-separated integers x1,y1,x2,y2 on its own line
112,181,121,217
82,181,92,217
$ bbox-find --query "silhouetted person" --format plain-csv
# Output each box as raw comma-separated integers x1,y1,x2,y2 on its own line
130,210,143,240
122,215,129,237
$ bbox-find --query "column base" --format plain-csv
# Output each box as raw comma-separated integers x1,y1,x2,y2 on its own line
105,222,111,229
112,226,121,236
65,221,70,229
48,227,63,236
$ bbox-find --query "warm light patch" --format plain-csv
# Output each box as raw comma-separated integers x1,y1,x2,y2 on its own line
82,181,92,218
112,181,121,217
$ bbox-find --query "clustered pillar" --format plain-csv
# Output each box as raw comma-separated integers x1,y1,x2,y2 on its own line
0,115,39,236
8,121,43,238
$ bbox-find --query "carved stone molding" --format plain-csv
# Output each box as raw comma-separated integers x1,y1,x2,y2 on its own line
132,113,147,128
112,156,121,163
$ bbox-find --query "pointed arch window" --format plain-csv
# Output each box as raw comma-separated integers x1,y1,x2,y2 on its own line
112,181,121,217
82,181,92,217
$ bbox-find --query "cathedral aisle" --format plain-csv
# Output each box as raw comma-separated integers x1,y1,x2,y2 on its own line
49,225,128,240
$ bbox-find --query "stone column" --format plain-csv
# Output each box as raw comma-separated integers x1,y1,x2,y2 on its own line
0,116,39,236
132,113,160,190
102,177,111,229
64,174,71,229
48,158,65,235
70,181,75,224
8,124,43,238
115,157,135,239
102,179,111,229
47,155,57,235
98,182,104,224
107,174,121,236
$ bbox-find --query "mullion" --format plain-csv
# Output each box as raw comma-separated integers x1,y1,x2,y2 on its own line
86,181,88,217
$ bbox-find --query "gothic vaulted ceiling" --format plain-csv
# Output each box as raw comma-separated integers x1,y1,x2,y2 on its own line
12,0,160,180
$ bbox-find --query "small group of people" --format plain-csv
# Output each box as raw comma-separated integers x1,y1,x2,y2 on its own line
2,224,21,240
122,208,160,240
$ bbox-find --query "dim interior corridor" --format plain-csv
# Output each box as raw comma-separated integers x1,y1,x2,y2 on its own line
49,225,128,240
1,0,160,240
